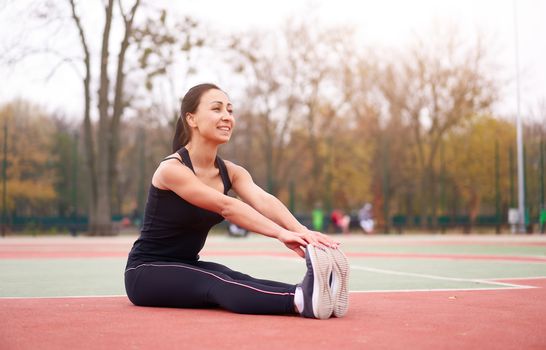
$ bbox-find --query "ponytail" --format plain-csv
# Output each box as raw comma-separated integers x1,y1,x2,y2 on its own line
171,113,191,152
171,83,221,153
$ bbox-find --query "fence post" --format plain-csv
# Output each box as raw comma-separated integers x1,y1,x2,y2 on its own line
495,140,501,233
1,117,7,236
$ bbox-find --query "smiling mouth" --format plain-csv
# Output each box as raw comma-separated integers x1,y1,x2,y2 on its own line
218,126,231,131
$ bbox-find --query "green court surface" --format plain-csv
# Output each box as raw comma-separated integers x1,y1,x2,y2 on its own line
1,234,545,298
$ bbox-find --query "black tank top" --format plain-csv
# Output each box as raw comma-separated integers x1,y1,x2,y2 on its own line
126,147,232,268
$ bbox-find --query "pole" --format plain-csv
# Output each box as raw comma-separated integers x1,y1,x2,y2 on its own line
538,138,546,233
495,140,501,233
514,0,526,233
509,146,515,207
72,132,79,216
2,117,7,236
440,142,446,233
523,144,531,232
440,142,446,214
539,139,544,212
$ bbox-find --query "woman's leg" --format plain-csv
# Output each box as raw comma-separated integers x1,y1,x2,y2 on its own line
194,260,295,289
125,261,297,315
125,262,215,309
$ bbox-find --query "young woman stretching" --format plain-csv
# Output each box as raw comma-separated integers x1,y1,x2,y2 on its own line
125,83,349,319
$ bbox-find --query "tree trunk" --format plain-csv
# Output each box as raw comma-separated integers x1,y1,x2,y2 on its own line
68,0,97,234
95,0,114,235
109,0,141,216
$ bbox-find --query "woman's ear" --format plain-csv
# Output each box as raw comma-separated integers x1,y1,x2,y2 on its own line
186,112,197,128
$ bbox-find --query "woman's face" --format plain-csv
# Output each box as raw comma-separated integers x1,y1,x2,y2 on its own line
188,89,234,144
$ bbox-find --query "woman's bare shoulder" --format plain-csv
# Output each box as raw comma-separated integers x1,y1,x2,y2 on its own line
223,160,248,176
152,154,190,189
223,160,255,186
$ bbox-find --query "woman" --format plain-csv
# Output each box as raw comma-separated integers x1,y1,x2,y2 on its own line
125,83,349,319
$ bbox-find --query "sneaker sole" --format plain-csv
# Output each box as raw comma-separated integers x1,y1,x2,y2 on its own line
329,248,349,317
307,245,334,319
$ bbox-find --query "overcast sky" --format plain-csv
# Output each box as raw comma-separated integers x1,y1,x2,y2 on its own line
0,0,544,121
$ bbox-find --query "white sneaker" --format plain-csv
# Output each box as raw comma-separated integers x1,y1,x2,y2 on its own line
299,245,334,319
327,248,349,317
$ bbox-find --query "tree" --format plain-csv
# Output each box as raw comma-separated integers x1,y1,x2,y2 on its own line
0,101,57,216
226,30,299,195
445,115,515,229
50,116,80,218
64,0,142,234
225,19,373,211
377,26,498,230
66,0,203,234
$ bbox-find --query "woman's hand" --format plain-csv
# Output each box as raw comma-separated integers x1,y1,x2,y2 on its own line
277,229,307,258
277,228,340,258
302,228,340,249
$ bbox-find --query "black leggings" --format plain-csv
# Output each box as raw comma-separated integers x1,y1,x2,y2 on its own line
125,260,297,315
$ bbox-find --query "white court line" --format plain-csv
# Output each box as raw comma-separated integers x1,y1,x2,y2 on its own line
487,275,546,281
280,258,537,289
350,265,536,289
349,286,537,293
272,256,540,288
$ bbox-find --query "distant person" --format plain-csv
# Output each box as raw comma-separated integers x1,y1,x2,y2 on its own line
125,84,349,319
358,203,375,234
312,203,325,232
331,209,350,234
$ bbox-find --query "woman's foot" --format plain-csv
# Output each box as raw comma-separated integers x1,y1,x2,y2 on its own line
327,248,350,317
299,245,334,319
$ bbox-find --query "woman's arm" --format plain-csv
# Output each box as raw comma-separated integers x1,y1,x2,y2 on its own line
154,160,326,257
226,161,339,248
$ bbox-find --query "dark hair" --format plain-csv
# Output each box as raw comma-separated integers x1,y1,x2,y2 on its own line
172,83,222,152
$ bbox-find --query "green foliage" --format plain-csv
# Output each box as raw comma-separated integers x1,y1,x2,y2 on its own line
0,101,58,215
445,115,516,219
